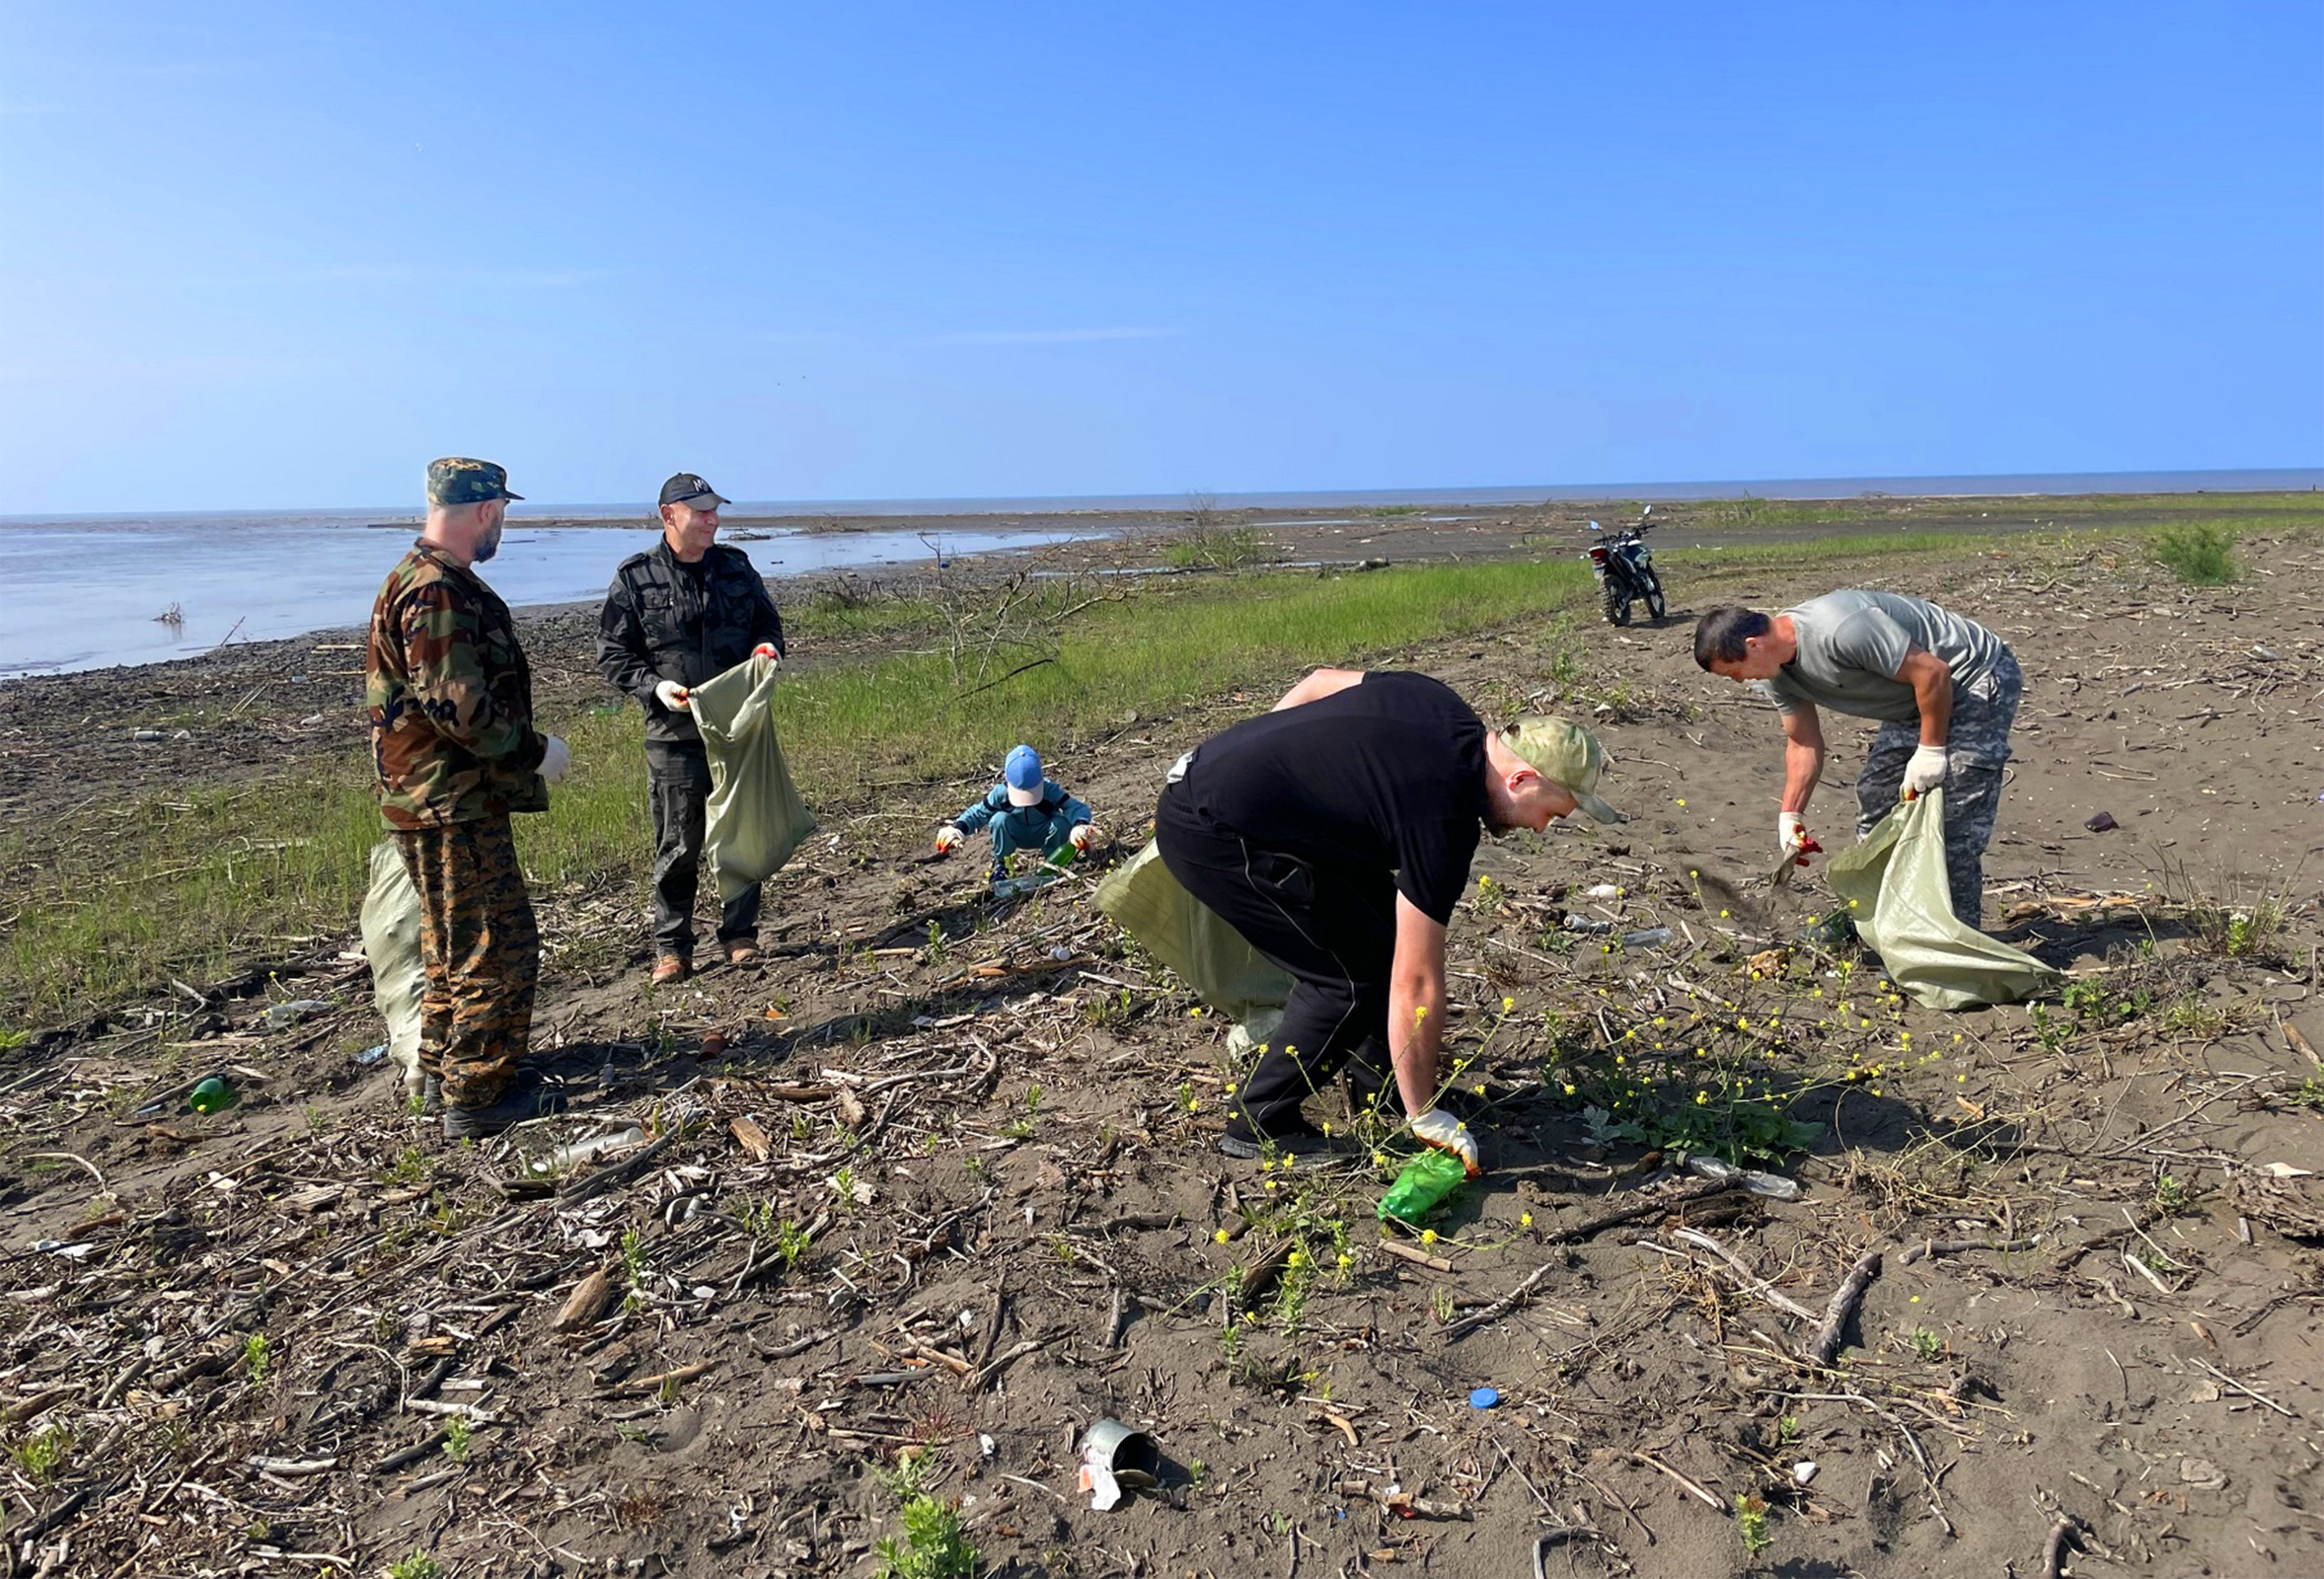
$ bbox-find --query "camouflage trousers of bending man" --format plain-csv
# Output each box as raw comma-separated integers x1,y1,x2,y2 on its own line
1855,649,2023,929
392,815,539,1110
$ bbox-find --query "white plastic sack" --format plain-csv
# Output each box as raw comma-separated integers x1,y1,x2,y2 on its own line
688,653,818,902
358,841,425,1092
1826,789,2061,1011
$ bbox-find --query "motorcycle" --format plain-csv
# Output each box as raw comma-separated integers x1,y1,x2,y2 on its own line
1584,509,1666,627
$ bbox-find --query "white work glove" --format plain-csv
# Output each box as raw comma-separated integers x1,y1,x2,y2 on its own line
1408,1107,1481,1177
1068,823,1093,853
539,735,570,785
1778,811,1809,859
1903,745,1948,796
653,679,691,713
752,642,781,666
935,825,963,855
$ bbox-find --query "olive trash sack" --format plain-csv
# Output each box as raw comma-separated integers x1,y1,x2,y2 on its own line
1824,787,2061,1011
359,842,427,1100
686,651,819,901
1095,839,1291,1060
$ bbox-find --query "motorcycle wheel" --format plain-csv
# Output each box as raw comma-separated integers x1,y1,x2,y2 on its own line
1603,578,1631,627
1641,568,1667,622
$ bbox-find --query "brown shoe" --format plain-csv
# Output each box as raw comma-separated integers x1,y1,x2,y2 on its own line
650,953,692,986
722,940,762,966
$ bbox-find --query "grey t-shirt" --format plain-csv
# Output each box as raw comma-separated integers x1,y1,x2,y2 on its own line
1754,590,2007,723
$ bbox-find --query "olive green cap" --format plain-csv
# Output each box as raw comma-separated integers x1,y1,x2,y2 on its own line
1502,716,1624,823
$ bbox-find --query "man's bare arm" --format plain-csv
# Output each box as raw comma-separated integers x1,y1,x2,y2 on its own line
1272,667,1367,712
1779,704,1827,815
1895,647,1953,746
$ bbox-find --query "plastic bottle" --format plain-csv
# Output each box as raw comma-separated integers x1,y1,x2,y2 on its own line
1378,1149,1468,1226
1619,927,1673,948
1562,914,1613,935
1686,1154,1804,1201
187,1077,238,1115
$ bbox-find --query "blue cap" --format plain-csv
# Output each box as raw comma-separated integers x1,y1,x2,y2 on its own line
1468,1387,1500,1410
1004,744,1045,806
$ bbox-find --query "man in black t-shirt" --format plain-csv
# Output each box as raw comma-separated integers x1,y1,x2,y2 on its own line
1156,669,1623,1169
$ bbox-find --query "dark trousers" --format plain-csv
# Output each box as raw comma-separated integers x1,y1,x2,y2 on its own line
647,742,762,955
1155,782,1396,1140
392,815,538,1110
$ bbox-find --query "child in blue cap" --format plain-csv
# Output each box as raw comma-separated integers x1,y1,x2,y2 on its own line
935,745,1095,887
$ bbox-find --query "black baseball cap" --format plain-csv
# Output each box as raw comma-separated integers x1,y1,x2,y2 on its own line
658,473,730,509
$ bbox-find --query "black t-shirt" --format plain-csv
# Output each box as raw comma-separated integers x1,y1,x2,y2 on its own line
1181,671,1490,925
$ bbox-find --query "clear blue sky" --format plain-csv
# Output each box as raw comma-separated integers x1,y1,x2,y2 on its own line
2,3,2317,513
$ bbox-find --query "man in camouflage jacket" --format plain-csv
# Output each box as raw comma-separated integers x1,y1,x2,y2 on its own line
596,472,786,984
368,457,570,1139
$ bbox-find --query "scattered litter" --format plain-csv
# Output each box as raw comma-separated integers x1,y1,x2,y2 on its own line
133,728,167,742
1078,1419,1160,1511
1562,915,1612,935
1618,927,1672,948
187,1077,238,1115
264,998,333,1030
1467,1387,1499,1410
28,1241,97,1260
1584,883,1621,900
352,1044,388,1068
2252,644,2280,661
979,1433,997,1459
2083,811,2119,833
1049,944,1075,961
533,1127,650,1174
1793,1461,1819,1486
1686,1155,1804,1201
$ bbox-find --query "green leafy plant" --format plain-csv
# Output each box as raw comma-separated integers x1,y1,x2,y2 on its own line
873,1456,980,1579
1908,1326,1945,1363
2151,521,2239,585
2152,1173,2191,1214
2290,1076,2324,1110
1736,1493,1774,1559
243,1331,271,1385
10,1423,71,1482
388,1554,444,1579
442,1413,474,1463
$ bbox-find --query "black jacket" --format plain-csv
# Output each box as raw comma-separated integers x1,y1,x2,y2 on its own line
597,538,787,746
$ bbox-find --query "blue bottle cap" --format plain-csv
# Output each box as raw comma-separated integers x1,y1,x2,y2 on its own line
1468,1387,1499,1410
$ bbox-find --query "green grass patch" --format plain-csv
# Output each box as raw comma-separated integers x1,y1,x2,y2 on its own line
0,559,1589,1024
2150,521,2240,584
1696,497,1869,529
1159,527,1269,571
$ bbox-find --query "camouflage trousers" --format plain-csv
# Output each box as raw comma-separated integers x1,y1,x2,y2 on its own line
392,815,539,1110
1855,649,2022,928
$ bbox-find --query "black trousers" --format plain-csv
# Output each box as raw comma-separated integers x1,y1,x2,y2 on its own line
1154,781,1396,1139
647,742,761,955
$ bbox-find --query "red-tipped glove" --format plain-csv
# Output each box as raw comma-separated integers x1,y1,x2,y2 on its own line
935,825,962,855
1409,1108,1481,1177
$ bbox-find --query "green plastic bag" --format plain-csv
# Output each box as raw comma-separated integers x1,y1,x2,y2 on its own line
1096,839,1291,1044
358,841,425,1095
687,654,818,902
1825,789,2060,1011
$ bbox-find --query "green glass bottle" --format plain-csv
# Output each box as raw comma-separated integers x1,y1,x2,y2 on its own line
187,1077,238,1115
1378,1149,1467,1227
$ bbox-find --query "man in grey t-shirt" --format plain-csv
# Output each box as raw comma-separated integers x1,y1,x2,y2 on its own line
1692,591,2023,927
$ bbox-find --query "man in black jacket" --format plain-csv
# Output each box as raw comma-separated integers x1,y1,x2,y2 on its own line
597,473,787,983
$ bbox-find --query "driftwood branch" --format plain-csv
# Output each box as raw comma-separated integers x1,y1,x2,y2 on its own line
1807,1249,1883,1368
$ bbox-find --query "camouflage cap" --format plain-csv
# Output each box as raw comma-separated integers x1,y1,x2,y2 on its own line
1502,716,1625,823
658,472,730,509
426,457,523,506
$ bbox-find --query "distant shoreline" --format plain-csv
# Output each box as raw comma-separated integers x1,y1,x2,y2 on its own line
3,466,2316,526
